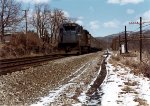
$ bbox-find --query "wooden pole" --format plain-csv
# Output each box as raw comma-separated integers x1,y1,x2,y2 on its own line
125,26,128,53
140,17,142,62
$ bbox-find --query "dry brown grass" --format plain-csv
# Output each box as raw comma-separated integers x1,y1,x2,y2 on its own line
111,55,121,61
139,63,150,78
109,54,121,66
130,62,139,69
121,52,137,57
124,81,138,86
124,59,130,66
111,52,150,78
123,59,140,71
125,61,150,78
134,97,149,106
121,86,135,93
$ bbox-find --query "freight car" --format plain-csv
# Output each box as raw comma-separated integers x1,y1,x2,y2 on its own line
58,22,101,54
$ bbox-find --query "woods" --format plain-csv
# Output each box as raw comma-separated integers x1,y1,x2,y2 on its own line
0,0,72,58
0,0,21,42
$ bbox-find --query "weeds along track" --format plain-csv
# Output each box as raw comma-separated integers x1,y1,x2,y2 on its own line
0,54,73,75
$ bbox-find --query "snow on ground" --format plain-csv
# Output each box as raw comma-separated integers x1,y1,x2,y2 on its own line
31,55,102,106
76,53,150,106
31,52,150,106
100,62,150,106
31,62,91,106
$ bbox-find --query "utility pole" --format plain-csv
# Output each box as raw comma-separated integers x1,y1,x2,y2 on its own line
140,17,142,62
22,10,28,54
125,26,128,53
129,17,150,62
129,17,142,62
22,10,28,34
1,0,4,43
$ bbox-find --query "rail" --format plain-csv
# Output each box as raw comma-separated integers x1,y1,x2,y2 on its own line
0,54,66,75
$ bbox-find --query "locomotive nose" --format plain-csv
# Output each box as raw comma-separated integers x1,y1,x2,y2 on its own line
62,31,77,43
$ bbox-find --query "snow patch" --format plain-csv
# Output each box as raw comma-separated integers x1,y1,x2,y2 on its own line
31,62,92,106
100,63,150,106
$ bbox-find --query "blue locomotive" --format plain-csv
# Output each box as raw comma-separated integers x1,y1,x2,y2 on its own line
58,22,101,54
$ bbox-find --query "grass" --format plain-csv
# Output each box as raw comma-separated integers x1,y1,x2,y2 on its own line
121,53,137,57
111,51,150,78
124,81,138,86
134,97,149,106
124,60,130,66
111,55,121,61
121,86,135,93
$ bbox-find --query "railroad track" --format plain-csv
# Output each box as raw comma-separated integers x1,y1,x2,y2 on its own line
0,54,66,75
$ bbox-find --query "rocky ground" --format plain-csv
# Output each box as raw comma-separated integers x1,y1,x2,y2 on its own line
0,51,104,105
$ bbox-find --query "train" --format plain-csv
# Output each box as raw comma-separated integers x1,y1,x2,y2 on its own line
58,22,101,54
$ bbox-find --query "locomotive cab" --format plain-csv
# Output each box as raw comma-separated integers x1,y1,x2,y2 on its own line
58,23,81,53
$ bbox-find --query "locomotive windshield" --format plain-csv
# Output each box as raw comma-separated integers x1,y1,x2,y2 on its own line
64,26,76,31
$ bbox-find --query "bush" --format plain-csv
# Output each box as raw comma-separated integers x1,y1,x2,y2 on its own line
8,32,40,56
139,63,150,78
0,32,53,58
124,60,130,66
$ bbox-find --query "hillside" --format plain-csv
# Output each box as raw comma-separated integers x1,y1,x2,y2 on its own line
96,30,150,50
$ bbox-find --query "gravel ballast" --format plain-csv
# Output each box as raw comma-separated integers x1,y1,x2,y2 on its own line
0,52,103,105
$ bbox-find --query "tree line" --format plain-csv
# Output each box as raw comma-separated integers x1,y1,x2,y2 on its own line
0,0,76,58
0,0,72,44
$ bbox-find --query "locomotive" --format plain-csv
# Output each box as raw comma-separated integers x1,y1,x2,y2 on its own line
58,22,101,54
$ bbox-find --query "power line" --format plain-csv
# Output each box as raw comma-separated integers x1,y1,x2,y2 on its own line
142,23,150,28
124,17,144,62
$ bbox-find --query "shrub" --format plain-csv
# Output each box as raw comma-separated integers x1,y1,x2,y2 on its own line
131,62,139,69
124,60,130,66
139,63,150,78
121,86,134,93
0,32,53,58
134,98,148,106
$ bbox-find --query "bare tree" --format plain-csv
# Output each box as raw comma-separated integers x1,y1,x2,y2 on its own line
49,9,68,44
0,0,21,42
32,5,69,45
32,4,50,41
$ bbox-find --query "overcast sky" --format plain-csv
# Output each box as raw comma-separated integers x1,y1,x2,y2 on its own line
16,0,150,37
